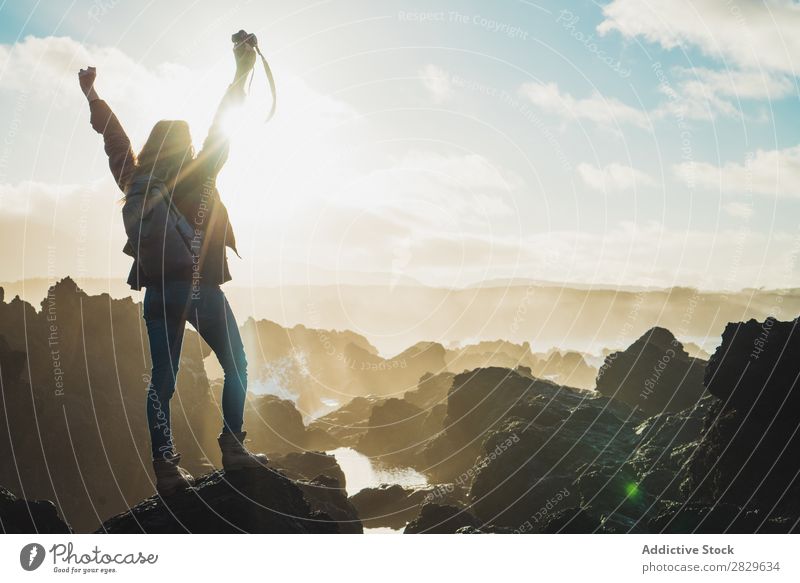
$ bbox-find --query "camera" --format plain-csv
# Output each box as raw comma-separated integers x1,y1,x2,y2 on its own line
231,29,257,48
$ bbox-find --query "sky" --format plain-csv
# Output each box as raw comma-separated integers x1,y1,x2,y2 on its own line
1,0,799,291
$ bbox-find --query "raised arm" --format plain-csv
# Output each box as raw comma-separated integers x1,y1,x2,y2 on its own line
194,39,257,177
79,67,136,191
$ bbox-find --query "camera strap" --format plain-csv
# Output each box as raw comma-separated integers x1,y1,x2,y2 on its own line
249,46,277,122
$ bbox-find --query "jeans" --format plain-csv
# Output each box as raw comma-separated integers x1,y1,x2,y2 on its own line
143,282,247,460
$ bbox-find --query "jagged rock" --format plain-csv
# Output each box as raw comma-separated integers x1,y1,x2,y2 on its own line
349,484,462,529
269,451,346,488
444,341,537,374
0,278,217,532
538,507,612,534
242,394,317,455
596,327,706,415
96,467,347,533
241,319,445,414
647,502,796,534
356,398,436,465
624,393,717,501
268,452,360,533
683,318,800,521
0,486,71,533
297,475,363,534
404,503,480,534
532,350,597,390
403,372,454,410
309,396,383,447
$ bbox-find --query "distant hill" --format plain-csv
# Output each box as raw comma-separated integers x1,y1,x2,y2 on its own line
3,277,797,358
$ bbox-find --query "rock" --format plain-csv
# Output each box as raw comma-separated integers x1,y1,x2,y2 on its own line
596,327,706,415
242,394,317,455
0,278,218,532
539,507,612,534
403,372,454,410
444,341,537,374
647,502,796,534
531,350,597,390
241,319,446,414
356,398,435,466
269,451,346,488
309,396,383,447
297,475,363,534
624,393,717,501
683,318,800,521
350,484,462,529
404,503,480,534
0,486,71,533
96,467,347,533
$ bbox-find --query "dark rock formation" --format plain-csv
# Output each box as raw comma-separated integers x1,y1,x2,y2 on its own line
403,372,454,410
531,350,597,390
596,327,706,415
647,502,797,534
350,484,462,529
296,475,363,534
240,319,446,415
0,278,218,532
309,396,383,447
443,341,597,390
269,451,346,487
680,318,800,526
404,503,480,534
96,467,351,533
356,398,441,466
241,394,337,455
0,486,71,533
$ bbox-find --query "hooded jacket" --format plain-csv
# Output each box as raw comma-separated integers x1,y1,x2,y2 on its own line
88,91,241,290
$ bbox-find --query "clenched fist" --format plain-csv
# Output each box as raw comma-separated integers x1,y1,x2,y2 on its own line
78,66,96,95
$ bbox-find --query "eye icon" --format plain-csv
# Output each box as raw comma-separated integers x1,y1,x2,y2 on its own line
20,543,46,571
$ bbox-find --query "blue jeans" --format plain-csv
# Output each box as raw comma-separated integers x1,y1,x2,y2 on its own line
143,282,247,460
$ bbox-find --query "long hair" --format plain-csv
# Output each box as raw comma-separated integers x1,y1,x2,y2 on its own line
131,120,195,192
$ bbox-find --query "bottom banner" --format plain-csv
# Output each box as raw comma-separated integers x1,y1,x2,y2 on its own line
1,534,797,582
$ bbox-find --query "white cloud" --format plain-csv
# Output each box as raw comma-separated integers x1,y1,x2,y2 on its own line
0,35,192,114
655,66,794,120
674,146,800,197
723,201,754,219
419,64,453,104
339,150,522,230
519,81,650,129
0,180,85,215
578,162,656,192
598,0,800,74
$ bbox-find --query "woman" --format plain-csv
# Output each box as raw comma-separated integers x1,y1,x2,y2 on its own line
79,34,268,496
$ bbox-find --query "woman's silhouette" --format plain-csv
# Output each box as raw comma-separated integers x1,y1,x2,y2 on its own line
79,34,267,496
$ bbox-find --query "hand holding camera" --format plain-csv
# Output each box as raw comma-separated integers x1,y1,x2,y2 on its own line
232,29,257,74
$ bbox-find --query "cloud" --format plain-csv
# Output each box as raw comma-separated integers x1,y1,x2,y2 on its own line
0,180,86,215
338,150,523,227
598,0,800,74
655,66,794,120
578,162,656,192
419,64,453,104
674,146,800,197
519,81,650,129
363,220,800,289
0,35,192,114
723,201,754,219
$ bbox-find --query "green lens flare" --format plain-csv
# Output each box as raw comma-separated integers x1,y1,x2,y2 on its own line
625,482,640,499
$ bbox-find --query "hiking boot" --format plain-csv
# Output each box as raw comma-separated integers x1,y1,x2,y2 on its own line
218,431,269,470
152,453,194,496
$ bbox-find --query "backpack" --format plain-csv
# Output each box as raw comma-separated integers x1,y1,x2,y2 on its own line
121,175,201,279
